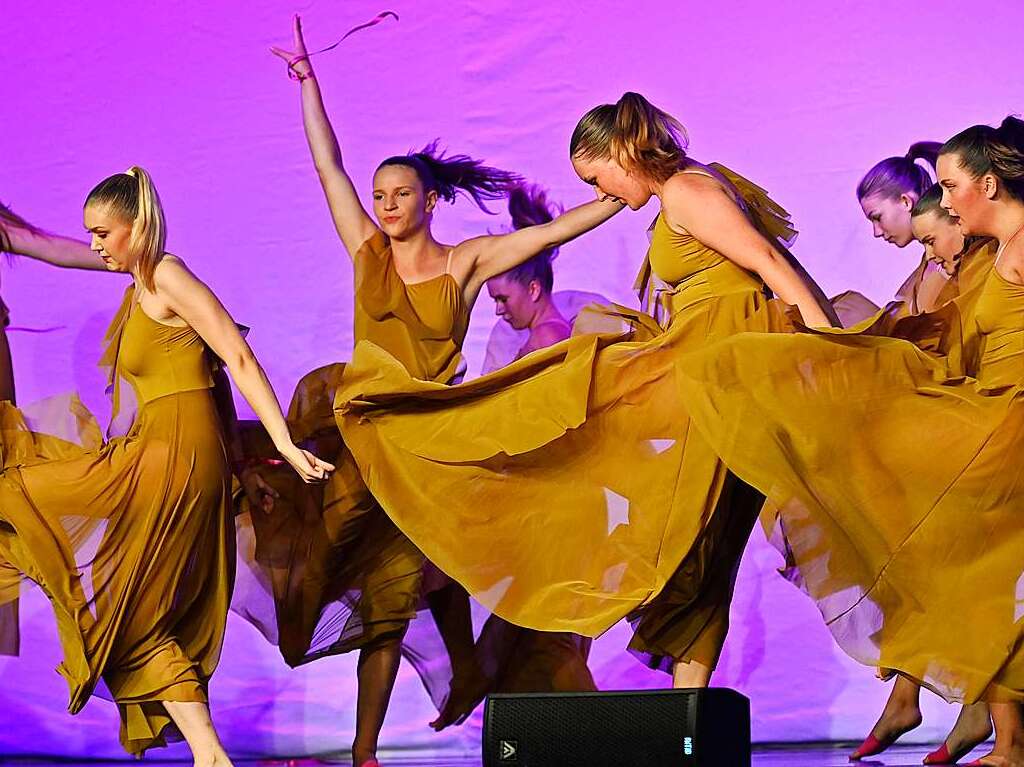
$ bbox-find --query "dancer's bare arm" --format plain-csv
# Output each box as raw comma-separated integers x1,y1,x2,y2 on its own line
460,197,624,297
272,15,377,260
662,174,833,327
155,257,334,483
3,226,106,270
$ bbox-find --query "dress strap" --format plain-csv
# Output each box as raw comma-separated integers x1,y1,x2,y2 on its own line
445,248,454,275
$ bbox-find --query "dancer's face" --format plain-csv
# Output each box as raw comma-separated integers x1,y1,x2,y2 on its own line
937,153,991,237
572,155,652,209
911,211,964,275
372,165,436,238
487,274,538,330
84,204,134,272
859,192,916,247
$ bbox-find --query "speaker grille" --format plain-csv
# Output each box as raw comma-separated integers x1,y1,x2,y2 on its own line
484,690,701,766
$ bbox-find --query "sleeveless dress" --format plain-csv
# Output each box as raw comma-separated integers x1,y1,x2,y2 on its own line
235,230,469,694
676,252,1024,703
0,284,234,753
332,167,798,672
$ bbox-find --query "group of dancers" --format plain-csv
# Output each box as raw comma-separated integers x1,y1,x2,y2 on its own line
0,14,1022,767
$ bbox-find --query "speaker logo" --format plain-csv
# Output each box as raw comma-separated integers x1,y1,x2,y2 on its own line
499,739,518,761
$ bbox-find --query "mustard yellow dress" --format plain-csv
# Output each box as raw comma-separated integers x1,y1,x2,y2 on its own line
333,167,797,672
0,285,234,753
237,229,470,675
433,320,596,727
675,245,1023,704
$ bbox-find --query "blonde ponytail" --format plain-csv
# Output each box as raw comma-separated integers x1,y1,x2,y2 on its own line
85,166,167,290
125,166,166,291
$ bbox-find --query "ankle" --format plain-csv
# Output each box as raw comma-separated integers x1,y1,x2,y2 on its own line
352,742,377,765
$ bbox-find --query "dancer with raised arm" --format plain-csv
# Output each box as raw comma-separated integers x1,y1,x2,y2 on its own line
326,92,836,696
236,17,624,766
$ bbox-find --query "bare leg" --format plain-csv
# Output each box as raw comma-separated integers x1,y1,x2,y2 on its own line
925,703,993,764
352,640,403,766
850,675,922,760
426,581,475,675
672,659,712,688
971,702,1024,767
163,700,232,767
427,581,479,730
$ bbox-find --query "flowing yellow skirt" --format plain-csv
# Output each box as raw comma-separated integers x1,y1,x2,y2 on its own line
332,287,794,673
0,389,233,753
675,302,1024,703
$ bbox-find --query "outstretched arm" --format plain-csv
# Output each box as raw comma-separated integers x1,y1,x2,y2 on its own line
155,258,334,483
272,15,377,259
662,175,834,327
1,221,106,270
462,197,624,295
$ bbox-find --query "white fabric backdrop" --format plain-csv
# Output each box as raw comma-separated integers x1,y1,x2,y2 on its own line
1,0,1022,757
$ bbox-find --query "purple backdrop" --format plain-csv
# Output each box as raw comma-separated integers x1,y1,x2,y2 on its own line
2,0,1023,758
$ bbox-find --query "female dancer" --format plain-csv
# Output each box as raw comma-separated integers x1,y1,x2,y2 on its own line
485,184,573,356
675,117,1024,767
327,92,836,697
0,167,332,762
430,183,598,730
246,17,624,767
851,183,998,763
857,142,951,315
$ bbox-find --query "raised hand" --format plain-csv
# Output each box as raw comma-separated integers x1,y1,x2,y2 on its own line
270,14,312,78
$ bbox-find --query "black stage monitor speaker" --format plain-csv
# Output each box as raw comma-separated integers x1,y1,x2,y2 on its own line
483,688,750,767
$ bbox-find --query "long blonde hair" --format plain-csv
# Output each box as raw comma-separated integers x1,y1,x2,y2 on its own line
85,166,166,291
569,92,689,183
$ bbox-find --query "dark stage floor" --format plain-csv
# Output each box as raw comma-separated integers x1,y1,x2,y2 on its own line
0,742,996,767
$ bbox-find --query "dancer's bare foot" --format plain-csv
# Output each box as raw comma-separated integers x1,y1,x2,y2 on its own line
926,703,992,764
967,703,1024,767
351,750,380,767
966,747,1024,767
429,665,489,731
850,677,922,760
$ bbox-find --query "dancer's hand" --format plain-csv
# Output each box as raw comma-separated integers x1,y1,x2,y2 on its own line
278,442,334,484
239,466,281,514
271,14,312,77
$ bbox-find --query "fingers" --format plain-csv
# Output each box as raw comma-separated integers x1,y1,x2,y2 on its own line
270,46,292,61
293,13,305,48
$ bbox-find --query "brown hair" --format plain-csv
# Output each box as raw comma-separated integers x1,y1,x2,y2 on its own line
85,166,166,291
502,183,561,294
941,115,1024,203
910,183,950,219
378,140,522,214
569,92,689,183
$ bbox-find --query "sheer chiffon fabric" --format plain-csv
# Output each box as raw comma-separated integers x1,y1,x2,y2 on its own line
0,287,234,753
331,167,800,674
676,244,1023,704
